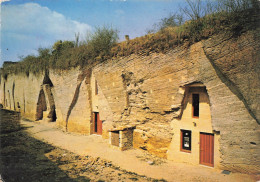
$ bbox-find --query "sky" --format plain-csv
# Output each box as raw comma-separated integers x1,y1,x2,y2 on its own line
0,0,185,66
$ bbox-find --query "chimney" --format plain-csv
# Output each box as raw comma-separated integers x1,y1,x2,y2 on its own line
125,35,129,42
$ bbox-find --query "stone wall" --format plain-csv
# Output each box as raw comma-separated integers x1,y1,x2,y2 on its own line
92,31,259,172
0,30,259,173
203,31,260,124
202,31,260,173
109,128,134,151
0,69,92,134
49,68,92,134
0,73,44,120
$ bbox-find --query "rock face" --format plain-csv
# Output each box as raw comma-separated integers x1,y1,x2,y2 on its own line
0,73,44,119
202,31,260,173
203,31,260,124
0,30,259,173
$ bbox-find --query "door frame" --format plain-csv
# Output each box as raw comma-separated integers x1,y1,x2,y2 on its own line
93,112,102,135
200,132,214,167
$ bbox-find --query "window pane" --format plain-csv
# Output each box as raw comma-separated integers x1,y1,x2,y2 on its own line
181,130,191,151
192,94,199,117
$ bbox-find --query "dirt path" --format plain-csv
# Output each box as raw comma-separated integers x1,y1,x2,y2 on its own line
21,120,259,182
1,116,161,182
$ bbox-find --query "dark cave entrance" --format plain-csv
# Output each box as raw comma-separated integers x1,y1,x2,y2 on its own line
36,89,47,120
35,73,57,122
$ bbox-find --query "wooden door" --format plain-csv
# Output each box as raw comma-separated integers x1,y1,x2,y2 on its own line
200,133,214,167
93,112,102,135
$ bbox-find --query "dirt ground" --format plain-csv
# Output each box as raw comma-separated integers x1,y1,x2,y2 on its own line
0,121,164,182
0,117,259,182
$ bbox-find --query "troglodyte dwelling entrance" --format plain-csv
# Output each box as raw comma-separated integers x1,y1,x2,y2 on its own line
93,112,102,135
168,83,219,168
36,89,47,120
36,87,57,122
36,74,57,122
200,132,214,167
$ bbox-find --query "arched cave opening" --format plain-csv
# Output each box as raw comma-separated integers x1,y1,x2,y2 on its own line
37,72,57,122
36,89,47,120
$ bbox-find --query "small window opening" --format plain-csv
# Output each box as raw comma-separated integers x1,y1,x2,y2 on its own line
95,80,98,95
181,130,192,152
17,102,20,112
192,94,199,117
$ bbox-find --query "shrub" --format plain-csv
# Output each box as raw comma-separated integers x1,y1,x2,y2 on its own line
146,13,184,34
85,25,119,61
1,26,119,76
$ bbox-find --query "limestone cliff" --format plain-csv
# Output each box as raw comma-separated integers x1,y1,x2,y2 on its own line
203,30,260,124
0,30,259,173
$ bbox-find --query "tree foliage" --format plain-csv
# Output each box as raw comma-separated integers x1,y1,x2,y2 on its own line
1,26,119,76
85,26,119,60
147,13,184,33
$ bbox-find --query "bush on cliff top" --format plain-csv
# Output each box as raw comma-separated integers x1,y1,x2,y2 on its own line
1,0,259,77
2,26,119,77
111,0,259,57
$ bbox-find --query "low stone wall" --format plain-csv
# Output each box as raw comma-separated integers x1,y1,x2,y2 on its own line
109,126,134,151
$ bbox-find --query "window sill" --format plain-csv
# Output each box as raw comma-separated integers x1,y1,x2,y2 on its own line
180,149,191,153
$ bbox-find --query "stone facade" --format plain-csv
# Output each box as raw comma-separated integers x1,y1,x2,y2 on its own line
0,31,259,174
168,84,221,168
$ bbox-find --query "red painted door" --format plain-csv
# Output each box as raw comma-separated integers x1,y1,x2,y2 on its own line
94,112,102,135
200,133,214,167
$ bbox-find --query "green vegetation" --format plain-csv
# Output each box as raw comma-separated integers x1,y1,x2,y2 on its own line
1,26,119,77
2,0,259,77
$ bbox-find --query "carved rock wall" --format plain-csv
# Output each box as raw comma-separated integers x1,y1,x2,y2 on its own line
0,30,259,173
